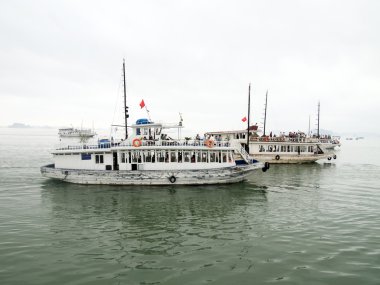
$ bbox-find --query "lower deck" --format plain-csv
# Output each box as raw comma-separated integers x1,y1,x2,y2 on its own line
53,148,237,171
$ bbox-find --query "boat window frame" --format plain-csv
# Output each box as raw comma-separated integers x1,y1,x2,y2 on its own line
95,154,104,164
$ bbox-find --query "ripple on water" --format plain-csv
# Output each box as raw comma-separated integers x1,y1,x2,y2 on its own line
1,132,380,284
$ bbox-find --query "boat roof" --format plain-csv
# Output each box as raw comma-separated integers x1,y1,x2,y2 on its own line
206,126,260,135
131,122,183,129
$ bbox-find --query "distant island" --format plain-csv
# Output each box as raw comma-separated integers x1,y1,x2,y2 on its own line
6,123,54,129
8,123,31,128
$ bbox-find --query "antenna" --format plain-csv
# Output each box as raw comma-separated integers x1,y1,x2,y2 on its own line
263,90,268,136
317,101,320,138
246,83,251,153
123,59,129,139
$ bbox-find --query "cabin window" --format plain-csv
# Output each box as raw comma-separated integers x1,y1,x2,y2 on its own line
202,151,208,163
222,152,227,163
121,153,126,163
259,145,264,152
95,154,104,164
156,151,165,163
178,151,183,163
170,151,177,162
191,152,196,163
300,146,307,153
131,152,137,163
131,151,142,163
81,153,92,160
210,152,216,163
145,150,153,162
196,151,202,163
281,146,286,152
216,151,221,163
184,152,190,163
228,151,233,162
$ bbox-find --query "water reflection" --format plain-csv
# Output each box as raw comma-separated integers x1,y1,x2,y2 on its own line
41,181,267,221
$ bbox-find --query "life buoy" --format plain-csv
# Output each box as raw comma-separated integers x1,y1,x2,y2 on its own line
169,176,176,183
205,139,214,148
275,155,280,161
333,155,337,159
328,157,332,161
132,138,142,147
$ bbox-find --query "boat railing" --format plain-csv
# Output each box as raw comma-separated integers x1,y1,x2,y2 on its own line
54,139,232,151
250,136,335,144
120,139,232,148
55,143,112,151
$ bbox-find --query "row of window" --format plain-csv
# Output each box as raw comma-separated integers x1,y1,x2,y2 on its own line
258,145,315,153
120,150,234,164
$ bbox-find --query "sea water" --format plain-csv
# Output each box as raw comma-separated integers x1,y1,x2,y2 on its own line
0,128,379,285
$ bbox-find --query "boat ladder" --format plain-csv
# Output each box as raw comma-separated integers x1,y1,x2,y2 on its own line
232,142,251,164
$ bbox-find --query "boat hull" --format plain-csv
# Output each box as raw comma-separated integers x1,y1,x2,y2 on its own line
40,163,263,185
253,153,335,164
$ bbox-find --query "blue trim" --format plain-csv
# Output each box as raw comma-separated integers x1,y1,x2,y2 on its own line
235,159,248,165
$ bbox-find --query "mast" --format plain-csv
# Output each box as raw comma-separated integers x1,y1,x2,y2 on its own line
246,83,251,153
123,59,129,139
317,101,320,138
263,90,268,136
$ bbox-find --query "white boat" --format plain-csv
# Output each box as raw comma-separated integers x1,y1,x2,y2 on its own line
58,127,96,138
206,96,337,164
40,61,266,185
205,129,337,164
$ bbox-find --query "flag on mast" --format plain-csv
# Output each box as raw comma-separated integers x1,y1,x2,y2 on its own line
139,99,145,109
241,116,247,122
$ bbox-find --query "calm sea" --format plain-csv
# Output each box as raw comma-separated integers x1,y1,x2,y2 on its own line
1,128,379,285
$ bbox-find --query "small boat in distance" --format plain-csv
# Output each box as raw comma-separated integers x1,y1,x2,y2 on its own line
41,61,266,185
58,127,96,138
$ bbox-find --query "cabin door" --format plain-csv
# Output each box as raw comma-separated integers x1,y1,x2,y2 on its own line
113,152,119,170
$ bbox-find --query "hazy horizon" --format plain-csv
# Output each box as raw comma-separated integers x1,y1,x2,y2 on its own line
1,0,379,136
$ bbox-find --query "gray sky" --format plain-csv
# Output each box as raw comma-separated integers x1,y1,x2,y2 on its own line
1,0,379,136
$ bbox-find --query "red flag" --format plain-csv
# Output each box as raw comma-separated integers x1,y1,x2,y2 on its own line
241,116,247,122
139,99,145,109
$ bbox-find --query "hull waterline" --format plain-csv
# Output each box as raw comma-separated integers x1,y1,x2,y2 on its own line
41,163,263,185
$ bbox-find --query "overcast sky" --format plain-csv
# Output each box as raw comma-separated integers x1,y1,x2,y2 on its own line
1,0,379,136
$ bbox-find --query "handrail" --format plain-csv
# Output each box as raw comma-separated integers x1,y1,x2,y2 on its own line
231,141,251,163
54,139,232,151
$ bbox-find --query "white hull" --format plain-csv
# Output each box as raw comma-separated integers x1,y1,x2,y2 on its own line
41,163,263,185
252,153,335,164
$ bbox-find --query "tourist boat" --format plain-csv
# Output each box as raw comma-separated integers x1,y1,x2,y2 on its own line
205,128,337,164
206,96,337,164
40,61,266,185
58,127,96,138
